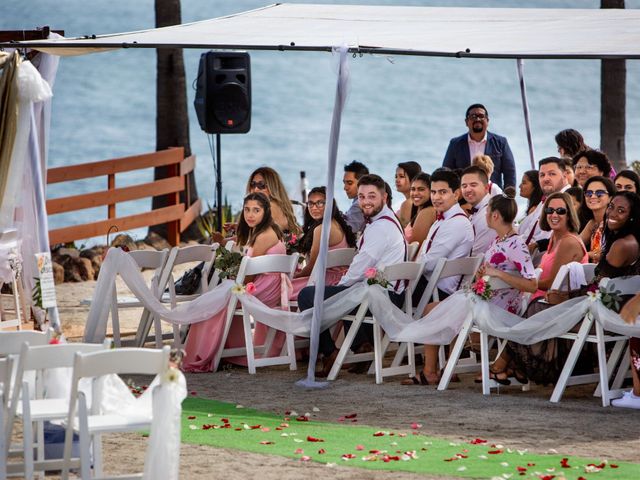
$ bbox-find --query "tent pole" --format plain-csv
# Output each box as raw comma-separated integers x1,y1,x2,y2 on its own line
296,45,350,389
516,59,536,169
216,134,222,232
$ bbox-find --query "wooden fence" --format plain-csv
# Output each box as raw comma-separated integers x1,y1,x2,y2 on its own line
46,147,201,246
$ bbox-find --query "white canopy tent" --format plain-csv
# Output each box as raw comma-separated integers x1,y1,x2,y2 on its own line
10,4,640,59
3,3,638,384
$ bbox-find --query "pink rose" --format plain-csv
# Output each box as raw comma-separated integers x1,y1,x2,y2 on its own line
489,252,506,265
365,268,377,279
289,234,297,244
473,279,486,295
245,282,257,295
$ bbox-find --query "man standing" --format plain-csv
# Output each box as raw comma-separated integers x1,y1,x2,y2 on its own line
298,174,406,377
443,104,516,189
519,157,570,254
415,169,475,301
460,166,494,257
342,160,369,234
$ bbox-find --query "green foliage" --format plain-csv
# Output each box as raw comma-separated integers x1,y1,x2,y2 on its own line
196,199,236,240
213,245,243,280
631,160,640,176
32,277,43,309
599,283,623,313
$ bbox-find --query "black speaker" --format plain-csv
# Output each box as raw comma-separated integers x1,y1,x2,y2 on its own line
194,51,251,134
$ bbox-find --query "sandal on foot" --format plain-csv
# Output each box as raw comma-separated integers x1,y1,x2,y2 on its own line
488,369,511,386
401,371,436,385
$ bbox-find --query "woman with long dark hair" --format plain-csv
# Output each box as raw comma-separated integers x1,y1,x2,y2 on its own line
519,170,543,216
183,192,289,372
293,186,356,281
578,176,616,263
403,172,436,251
395,161,422,226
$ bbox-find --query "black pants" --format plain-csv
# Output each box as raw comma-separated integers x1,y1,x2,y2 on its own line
297,285,405,357
411,275,450,311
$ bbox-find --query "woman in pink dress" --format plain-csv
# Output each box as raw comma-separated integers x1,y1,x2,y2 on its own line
290,187,357,299
182,192,287,372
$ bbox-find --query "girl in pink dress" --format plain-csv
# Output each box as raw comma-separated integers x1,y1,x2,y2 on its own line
182,192,288,372
290,187,357,299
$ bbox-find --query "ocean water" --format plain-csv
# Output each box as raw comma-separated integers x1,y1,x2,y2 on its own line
4,0,640,244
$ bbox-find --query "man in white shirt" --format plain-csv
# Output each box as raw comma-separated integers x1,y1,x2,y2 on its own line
297,174,406,376
519,157,570,255
414,169,475,303
461,166,494,257
342,160,369,234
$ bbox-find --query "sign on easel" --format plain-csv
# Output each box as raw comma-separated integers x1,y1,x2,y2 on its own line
35,252,57,309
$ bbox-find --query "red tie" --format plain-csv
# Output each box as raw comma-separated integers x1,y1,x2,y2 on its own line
436,212,444,221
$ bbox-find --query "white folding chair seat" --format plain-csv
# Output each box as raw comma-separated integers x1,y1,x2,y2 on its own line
61,346,171,480
136,244,219,349
327,261,425,383
213,254,299,374
6,341,109,479
92,249,170,348
551,274,639,406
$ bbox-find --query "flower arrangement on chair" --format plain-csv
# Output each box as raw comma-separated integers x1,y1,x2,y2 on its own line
587,282,623,313
469,275,493,301
364,267,390,288
214,245,243,280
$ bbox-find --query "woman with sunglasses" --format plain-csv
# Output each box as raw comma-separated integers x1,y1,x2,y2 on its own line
183,192,289,372
244,167,301,235
579,176,616,263
292,187,356,284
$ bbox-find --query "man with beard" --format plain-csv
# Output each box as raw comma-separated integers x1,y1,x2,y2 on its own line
519,157,571,258
443,104,516,189
297,174,406,377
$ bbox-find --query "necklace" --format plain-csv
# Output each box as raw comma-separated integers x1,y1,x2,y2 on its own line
498,230,516,243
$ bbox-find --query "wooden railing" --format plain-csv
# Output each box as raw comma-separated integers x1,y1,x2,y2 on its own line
46,147,201,246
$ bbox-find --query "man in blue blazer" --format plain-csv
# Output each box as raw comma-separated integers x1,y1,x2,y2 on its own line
442,104,516,189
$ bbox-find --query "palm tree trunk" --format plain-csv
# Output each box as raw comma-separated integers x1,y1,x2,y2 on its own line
600,0,626,171
149,0,198,240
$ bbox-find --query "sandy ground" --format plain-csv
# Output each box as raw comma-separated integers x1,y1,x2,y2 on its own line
21,275,640,478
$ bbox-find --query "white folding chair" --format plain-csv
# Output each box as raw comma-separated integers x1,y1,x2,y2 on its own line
96,249,170,348
6,341,109,480
213,254,299,374
0,356,13,480
327,261,425,383
0,229,25,331
136,244,219,349
551,274,640,406
61,346,171,480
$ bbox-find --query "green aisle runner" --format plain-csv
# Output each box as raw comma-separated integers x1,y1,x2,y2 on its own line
181,398,639,479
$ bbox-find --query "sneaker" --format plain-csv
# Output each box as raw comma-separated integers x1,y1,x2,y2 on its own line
611,390,640,409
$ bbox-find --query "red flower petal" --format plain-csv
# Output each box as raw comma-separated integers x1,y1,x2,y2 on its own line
527,463,536,467
234,428,242,431
410,422,422,429
294,448,304,454
259,441,274,445
190,391,197,395
355,445,364,451
470,438,487,444
318,448,326,454
221,418,229,423
517,466,527,472
560,458,571,468
296,416,309,422
344,413,357,419
275,427,282,431
187,416,196,420
488,450,503,454
306,436,324,442
341,453,356,460
369,449,381,454
249,425,261,429
372,431,386,437
611,464,619,468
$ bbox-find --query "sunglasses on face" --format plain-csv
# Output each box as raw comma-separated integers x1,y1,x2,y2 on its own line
250,181,267,190
307,200,326,209
544,206,568,215
585,189,608,198
467,113,487,120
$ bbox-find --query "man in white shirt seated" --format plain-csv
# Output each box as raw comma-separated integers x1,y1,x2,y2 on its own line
413,169,475,305
461,165,494,257
518,157,570,259
297,174,406,377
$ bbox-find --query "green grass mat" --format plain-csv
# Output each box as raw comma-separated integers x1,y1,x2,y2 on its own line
182,397,639,479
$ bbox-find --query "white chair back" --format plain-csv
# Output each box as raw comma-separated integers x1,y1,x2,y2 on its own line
550,262,597,291
415,256,483,314
601,275,640,295
407,241,419,261
236,253,299,280
0,330,51,355
306,248,356,286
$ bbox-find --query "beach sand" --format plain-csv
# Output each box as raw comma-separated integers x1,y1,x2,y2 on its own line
44,275,640,479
